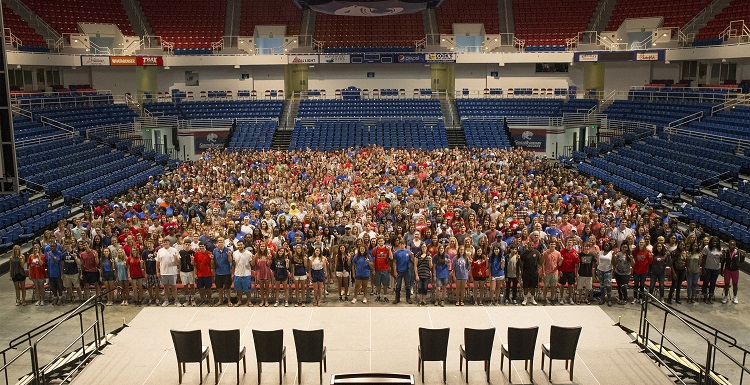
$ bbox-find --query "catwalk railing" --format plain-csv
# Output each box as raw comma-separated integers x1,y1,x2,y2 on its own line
638,292,750,385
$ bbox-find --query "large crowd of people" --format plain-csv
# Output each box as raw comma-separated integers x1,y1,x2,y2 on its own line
8,146,746,308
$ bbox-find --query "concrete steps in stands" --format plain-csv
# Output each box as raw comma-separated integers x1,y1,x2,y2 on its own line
270,130,292,150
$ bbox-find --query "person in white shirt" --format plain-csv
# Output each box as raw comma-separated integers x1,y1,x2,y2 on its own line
156,238,180,306
232,240,254,307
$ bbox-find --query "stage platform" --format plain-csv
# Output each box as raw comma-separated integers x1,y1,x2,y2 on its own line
72,305,672,385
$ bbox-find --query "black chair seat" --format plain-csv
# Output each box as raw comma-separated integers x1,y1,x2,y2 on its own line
500,327,538,384
294,329,327,385
171,330,211,384
209,329,247,385
253,329,287,385
541,326,582,383
459,328,495,383
418,328,449,383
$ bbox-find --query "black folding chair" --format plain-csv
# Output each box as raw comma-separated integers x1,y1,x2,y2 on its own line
418,327,450,383
208,329,246,385
500,326,539,384
252,329,286,385
459,328,495,383
293,329,327,384
170,330,210,384
541,325,582,382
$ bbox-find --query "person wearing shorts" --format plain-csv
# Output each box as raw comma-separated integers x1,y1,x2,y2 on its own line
272,247,291,307
232,240,254,307
156,238,180,306
351,245,373,304
10,246,27,306
142,240,161,305
212,238,233,306
372,237,393,302
432,245,451,307
179,241,196,306
45,241,64,305
489,244,505,305
541,240,562,305
722,241,745,304
61,242,82,304
193,242,214,306
558,238,580,305
79,241,101,300
291,244,309,307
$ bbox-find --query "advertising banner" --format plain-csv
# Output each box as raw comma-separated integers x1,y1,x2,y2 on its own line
194,131,229,154
577,53,599,62
137,56,164,66
109,56,137,66
288,54,319,64
424,52,455,63
81,56,110,66
320,54,350,63
510,128,547,152
395,53,425,63
292,0,443,16
635,51,660,61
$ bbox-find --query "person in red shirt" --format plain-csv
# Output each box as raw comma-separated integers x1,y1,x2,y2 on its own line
559,237,580,305
27,243,47,306
372,237,392,302
470,248,488,305
193,242,214,306
632,238,652,304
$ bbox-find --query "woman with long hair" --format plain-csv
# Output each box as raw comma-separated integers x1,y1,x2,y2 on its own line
351,244,373,304
291,244,309,307
667,245,687,304
414,242,433,306
452,246,470,306
127,241,145,306
649,241,670,301
701,236,722,304
596,242,614,306
632,238,652,304
333,244,351,301
433,244,450,307
686,242,703,304
272,245,291,307
115,248,130,306
255,242,273,307
488,244,505,306
28,243,46,306
309,246,328,307
470,247,488,305
10,245,26,306
613,243,634,305
100,248,116,306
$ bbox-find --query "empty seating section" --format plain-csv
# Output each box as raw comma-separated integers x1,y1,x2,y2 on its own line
604,100,714,128
631,141,738,179
144,100,284,120
683,105,750,141
228,121,278,152
140,0,225,48
606,0,713,30
17,140,101,178
240,0,302,36
696,0,750,40
12,116,63,142
297,99,441,118
315,12,423,49
12,93,113,108
79,165,165,204
437,0,499,34
513,0,598,47
0,193,69,249
580,158,675,200
290,120,447,151
24,0,134,35
2,4,46,49
559,99,598,114
456,99,564,118
29,105,137,133
462,120,512,149
651,135,750,171
688,190,750,244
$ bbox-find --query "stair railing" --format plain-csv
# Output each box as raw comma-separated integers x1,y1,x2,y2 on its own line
639,292,750,385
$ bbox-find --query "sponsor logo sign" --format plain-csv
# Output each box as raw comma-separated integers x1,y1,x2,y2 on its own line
109,56,137,66
81,56,110,66
321,54,350,63
510,129,546,152
395,54,424,63
636,52,659,61
424,52,455,62
194,131,229,154
578,53,599,62
288,54,319,64
137,56,163,66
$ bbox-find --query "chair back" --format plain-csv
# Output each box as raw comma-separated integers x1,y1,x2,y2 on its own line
171,330,204,363
209,329,241,363
253,329,284,362
549,326,582,360
419,328,450,362
506,327,539,360
293,329,325,362
463,328,495,361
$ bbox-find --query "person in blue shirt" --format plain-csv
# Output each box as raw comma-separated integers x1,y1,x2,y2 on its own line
432,244,450,307
489,243,506,305
351,244,373,304
393,239,414,304
212,238,233,306
45,240,64,305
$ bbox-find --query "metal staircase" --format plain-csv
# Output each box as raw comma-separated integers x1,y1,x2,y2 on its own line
587,0,617,32
682,0,734,39
441,97,466,148
270,130,293,150
3,0,60,45
498,0,515,34
224,0,241,38
121,0,153,37
632,293,750,385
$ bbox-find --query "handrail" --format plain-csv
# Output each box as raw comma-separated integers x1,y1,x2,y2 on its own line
4,28,22,48
720,20,749,40
684,0,724,34
639,292,750,385
711,93,750,115
667,110,703,129
0,346,32,385
6,0,61,42
591,0,611,31
40,116,78,135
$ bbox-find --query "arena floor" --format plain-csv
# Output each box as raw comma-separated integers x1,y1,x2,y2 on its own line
71,306,671,385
